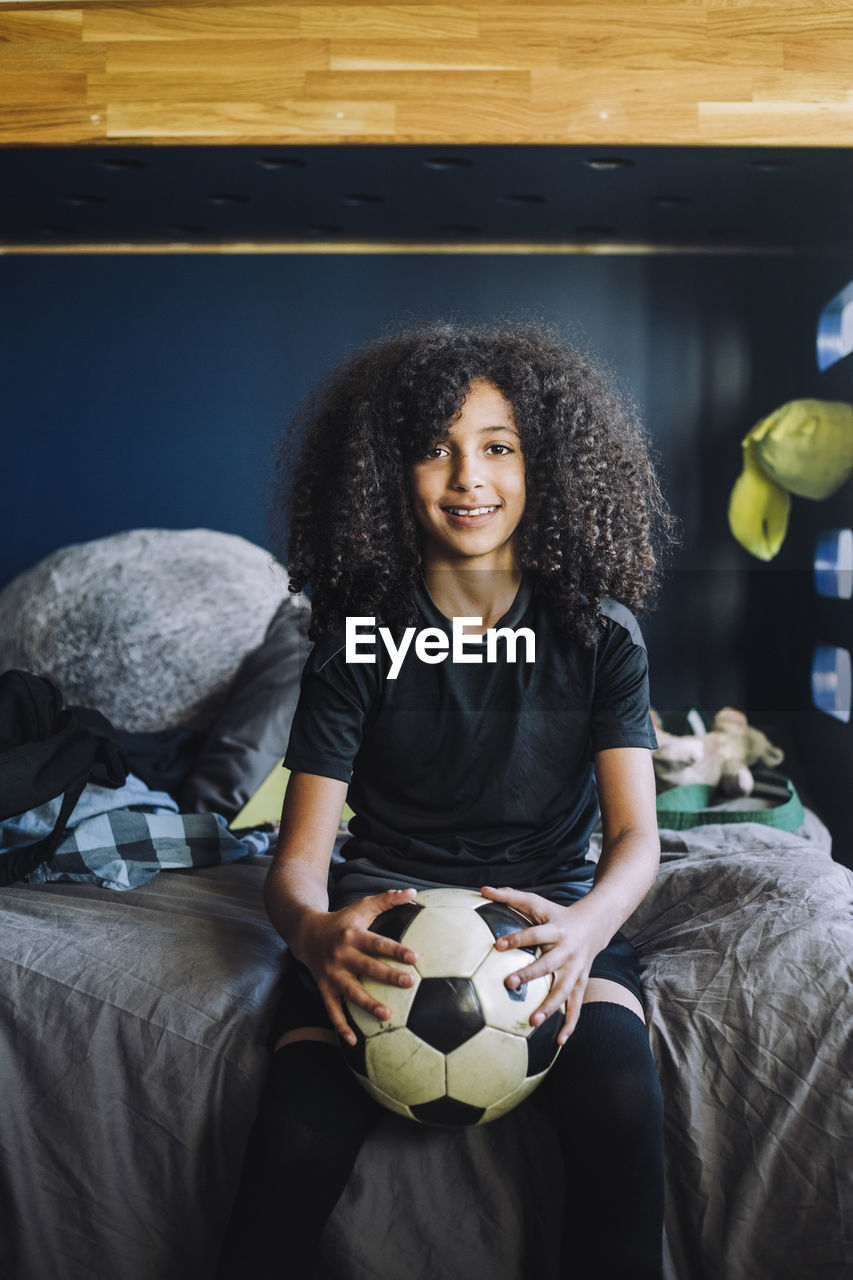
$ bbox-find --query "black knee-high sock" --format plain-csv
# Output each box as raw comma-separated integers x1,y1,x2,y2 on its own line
215,1040,383,1280
536,1001,665,1280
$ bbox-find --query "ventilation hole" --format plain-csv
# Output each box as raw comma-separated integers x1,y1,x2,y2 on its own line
583,157,634,171
749,158,791,173
208,193,249,205
423,156,474,170
36,225,73,236
256,156,306,170
62,194,106,207
814,529,853,599
654,195,693,208
167,224,205,235
501,193,546,205
341,193,384,206
811,644,852,723
306,223,343,234
96,157,148,172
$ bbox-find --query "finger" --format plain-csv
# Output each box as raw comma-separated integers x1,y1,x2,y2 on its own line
333,967,399,1029
494,923,557,954
557,993,585,1044
350,887,417,929
356,928,419,966
317,982,359,1046
336,922,418,968
339,973,395,1025
347,953,416,989
504,952,560,989
479,885,542,918
533,978,584,1036
364,887,418,917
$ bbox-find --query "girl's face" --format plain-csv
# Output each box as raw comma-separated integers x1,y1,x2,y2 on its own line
409,379,526,574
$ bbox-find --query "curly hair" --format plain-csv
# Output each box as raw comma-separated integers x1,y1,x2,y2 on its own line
270,319,679,648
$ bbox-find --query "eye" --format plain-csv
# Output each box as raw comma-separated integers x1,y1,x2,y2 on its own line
421,444,448,460
487,443,513,455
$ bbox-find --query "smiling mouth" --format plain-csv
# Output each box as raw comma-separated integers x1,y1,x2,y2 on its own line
442,505,500,520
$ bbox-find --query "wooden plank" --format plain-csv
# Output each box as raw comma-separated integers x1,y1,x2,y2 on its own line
395,93,702,143
2,71,87,102
532,67,755,103
784,37,853,73
0,11,82,37
698,99,853,144
329,38,560,69
303,69,530,97
87,70,306,99
708,6,853,37
0,103,107,141
298,6,478,40
105,97,395,136
0,38,106,69
104,36,328,69
81,5,299,40
480,5,707,40
553,35,783,70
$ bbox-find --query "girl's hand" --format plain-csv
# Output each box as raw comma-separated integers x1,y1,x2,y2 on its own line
298,888,420,1046
479,884,609,1045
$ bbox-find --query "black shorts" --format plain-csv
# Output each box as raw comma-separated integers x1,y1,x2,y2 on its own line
266,929,643,1050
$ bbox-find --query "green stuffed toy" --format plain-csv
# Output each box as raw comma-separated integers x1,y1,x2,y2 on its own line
728,399,853,560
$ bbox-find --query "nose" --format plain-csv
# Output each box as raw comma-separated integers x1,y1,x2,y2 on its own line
449,451,483,492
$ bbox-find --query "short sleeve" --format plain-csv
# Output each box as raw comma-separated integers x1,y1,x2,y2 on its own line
283,631,376,784
589,601,659,755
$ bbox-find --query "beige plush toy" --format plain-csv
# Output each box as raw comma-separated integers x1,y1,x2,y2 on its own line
650,706,785,796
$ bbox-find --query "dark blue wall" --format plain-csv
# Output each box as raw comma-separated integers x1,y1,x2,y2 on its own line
737,255,853,862
4,249,849,855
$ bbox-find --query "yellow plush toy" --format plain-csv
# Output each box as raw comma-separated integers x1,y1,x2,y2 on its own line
728,399,853,560
650,706,785,797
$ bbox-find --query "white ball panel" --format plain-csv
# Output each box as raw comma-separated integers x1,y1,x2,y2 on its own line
365,1027,446,1105
346,958,420,1038
403,907,494,978
355,1075,415,1121
472,947,555,1036
445,1027,528,1107
415,888,488,910
479,1069,551,1124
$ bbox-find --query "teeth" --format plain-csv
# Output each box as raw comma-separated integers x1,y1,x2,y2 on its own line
445,506,498,516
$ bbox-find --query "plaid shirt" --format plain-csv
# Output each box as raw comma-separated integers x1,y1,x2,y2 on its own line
2,773,272,891
24,809,273,890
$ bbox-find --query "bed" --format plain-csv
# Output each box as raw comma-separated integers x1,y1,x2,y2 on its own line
1,531,851,1280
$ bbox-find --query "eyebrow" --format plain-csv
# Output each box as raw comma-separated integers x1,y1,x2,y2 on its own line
433,423,520,441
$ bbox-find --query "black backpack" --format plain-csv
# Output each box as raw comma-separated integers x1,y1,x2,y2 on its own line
0,669,129,886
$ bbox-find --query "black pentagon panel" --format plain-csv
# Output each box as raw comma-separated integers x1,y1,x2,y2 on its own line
338,1007,368,1078
408,977,484,1053
475,902,538,956
370,902,423,942
411,1097,485,1127
526,1010,563,1076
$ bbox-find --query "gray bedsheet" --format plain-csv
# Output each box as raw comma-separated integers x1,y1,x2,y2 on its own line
1,810,850,1280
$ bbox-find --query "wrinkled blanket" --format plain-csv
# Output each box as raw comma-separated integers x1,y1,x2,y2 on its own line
0,812,850,1280
321,810,852,1280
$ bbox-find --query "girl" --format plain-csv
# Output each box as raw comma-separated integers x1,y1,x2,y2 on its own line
217,320,678,1280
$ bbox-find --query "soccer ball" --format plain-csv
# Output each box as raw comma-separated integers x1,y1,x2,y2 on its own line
339,887,565,1126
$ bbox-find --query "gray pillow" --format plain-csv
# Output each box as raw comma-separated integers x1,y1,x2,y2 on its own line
179,592,312,821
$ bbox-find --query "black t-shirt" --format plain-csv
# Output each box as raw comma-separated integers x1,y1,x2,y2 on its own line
283,571,658,909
